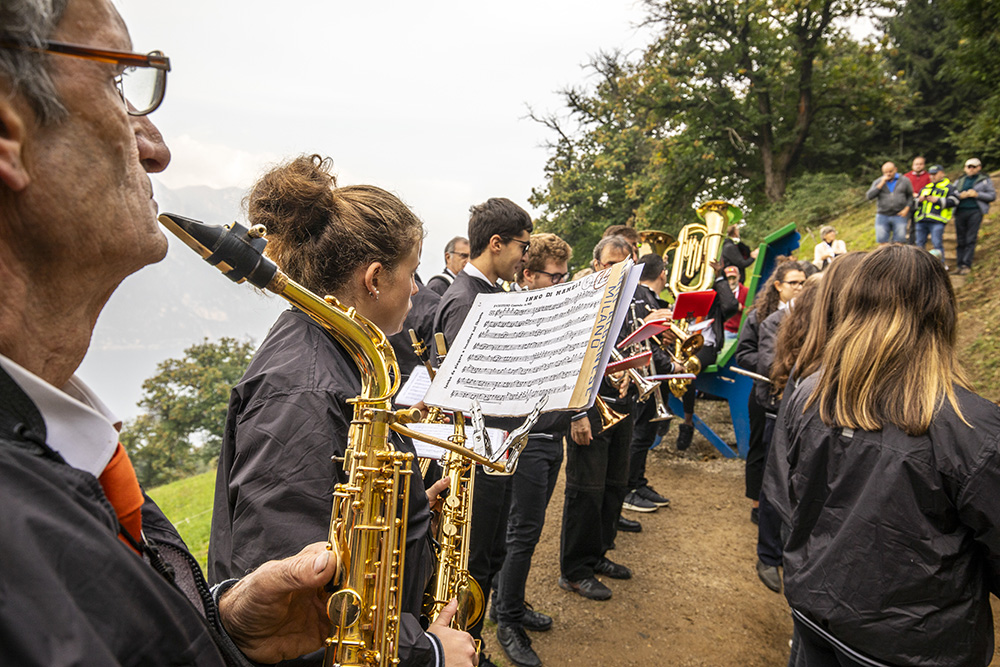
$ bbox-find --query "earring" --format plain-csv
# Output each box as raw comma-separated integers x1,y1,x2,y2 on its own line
370,289,379,301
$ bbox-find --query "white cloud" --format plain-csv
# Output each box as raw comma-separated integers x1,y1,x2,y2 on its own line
154,135,281,191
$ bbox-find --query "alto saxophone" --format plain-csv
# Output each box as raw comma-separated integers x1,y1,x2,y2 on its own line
411,333,485,639
159,213,504,667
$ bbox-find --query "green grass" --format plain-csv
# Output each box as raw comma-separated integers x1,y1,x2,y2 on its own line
147,469,216,574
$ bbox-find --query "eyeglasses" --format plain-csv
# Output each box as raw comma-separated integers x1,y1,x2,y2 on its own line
965,163,981,169
0,38,170,116
781,280,806,287
448,251,470,260
533,269,569,284
504,237,531,256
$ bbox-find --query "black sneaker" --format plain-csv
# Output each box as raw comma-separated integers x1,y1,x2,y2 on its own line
676,423,694,451
522,602,553,632
635,485,670,507
497,624,541,667
622,490,658,513
750,506,759,525
558,575,612,601
594,556,632,580
617,515,642,532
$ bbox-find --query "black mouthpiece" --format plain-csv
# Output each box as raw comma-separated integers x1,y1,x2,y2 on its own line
158,213,278,290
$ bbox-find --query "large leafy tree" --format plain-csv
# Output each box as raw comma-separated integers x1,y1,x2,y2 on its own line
123,337,255,487
533,0,907,255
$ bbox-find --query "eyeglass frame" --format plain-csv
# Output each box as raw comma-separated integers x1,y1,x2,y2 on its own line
502,237,531,255
0,37,170,116
447,251,470,260
530,269,569,284
779,279,806,287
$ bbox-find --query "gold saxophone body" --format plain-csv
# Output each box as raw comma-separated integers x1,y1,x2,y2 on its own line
410,333,485,638
159,213,504,667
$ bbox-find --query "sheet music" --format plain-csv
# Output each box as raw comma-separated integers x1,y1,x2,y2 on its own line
395,364,431,407
408,423,507,460
424,260,640,416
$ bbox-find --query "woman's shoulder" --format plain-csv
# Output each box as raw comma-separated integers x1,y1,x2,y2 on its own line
239,309,361,399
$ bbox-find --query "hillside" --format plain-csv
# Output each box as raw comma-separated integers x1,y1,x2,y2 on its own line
782,172,999,402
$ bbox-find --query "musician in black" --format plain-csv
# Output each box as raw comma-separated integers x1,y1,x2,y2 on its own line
433,198,533,667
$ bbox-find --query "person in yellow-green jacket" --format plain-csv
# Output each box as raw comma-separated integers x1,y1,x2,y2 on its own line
914,165,959,264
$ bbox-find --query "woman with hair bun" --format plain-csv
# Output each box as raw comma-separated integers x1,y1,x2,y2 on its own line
207,155,477,667
772,245,1000,667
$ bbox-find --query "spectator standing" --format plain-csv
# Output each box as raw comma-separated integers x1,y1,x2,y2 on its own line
903,156,931,243
914,165,959,265
722,224,759,283
952,158,996,275
812,226,847,271
426,236,470,295
866,162,913,245
722,266,749,342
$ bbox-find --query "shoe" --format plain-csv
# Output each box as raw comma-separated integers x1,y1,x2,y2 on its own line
676,423,694,451
635,484,671,507
617,515,642,533
522,602,553,632
756,559,782,593
594,556,632,580
958,266,971,275
750,507,759,525
558,575,612,601
622,490,658,513
497,624,541,667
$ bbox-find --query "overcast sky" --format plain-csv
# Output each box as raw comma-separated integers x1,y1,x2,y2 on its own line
118,0,656,270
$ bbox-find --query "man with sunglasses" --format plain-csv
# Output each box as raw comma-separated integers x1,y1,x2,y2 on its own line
427,236,471,296
433,197,533,667
492,233,572,667
0,1,341,665
952,158,995,275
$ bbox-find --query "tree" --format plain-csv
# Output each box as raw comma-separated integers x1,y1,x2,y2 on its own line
532,0,909,256
122,337,255,487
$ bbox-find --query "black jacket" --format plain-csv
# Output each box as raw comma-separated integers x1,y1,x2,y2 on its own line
388,282,441,382
721,238,754,283
0,366,243,667
208,309,436,666
770,373,1000,667
432,269,500,355
425,269,456,297
753,308,787,410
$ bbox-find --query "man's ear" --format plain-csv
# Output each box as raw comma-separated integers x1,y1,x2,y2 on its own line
488,234,504,254
0,98,30,192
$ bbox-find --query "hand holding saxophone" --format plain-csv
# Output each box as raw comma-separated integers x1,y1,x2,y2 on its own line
218,541,341,664
427,599,479,666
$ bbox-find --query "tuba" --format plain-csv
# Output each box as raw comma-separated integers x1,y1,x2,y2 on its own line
662,200,741,397
159,213,504,667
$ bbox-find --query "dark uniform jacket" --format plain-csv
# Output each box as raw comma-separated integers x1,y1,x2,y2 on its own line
425,269,457,297
771,373,1000,667
0,367,244,666
388,281,441,383
208,309,436,666
721,238,754,283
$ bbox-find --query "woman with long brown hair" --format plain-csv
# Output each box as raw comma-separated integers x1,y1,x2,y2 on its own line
771,245,1000,667
735,259,806,524
206,155,477,667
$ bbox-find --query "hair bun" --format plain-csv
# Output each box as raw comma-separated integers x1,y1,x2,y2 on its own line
247,154,338,245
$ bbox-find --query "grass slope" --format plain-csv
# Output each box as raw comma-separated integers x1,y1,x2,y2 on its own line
788,173,999,401
147,469,215,574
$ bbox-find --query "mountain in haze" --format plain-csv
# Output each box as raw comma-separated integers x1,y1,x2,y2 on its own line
78,179,285,420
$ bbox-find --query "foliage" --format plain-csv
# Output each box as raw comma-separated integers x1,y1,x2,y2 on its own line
123,337,255,487
944,0,1000,164
531,0,909,262
753,172,867,235
147,469,216,574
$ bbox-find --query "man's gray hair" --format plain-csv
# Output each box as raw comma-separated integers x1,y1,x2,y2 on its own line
592,235,631,263
444,236,468,255
0,0,70,124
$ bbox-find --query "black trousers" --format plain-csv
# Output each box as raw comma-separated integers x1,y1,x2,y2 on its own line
628,397,658,490
756,413,783,567
560,411,633,581
954,207,984,269
745,390,768,500
495,436,563,626
467,467,512,641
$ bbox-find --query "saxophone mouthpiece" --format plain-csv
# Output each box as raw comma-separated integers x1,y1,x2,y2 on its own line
158,212,278,290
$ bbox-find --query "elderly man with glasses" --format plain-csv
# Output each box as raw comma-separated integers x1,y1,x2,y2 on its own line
427,235,471,296
952,158,996,275
0,1,343,665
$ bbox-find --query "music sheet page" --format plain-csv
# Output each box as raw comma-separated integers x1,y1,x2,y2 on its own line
424,260,640,416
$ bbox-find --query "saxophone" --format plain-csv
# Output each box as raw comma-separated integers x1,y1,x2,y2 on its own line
411,333,484,638
158,213,504,667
